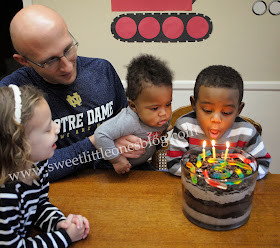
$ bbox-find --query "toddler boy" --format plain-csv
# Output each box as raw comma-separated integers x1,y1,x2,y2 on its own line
167,65,271,179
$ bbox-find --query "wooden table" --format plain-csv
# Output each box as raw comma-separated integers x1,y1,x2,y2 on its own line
49,170,280,248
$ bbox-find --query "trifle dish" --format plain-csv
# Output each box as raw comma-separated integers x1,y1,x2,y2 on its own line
181,144,258,231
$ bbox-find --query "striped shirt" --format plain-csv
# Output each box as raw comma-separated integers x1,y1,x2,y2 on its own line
167,112,271,179
0,161,72,247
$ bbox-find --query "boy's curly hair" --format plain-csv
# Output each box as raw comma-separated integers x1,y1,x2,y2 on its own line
194,65,244,103
0,85,44,185
126,54,173,101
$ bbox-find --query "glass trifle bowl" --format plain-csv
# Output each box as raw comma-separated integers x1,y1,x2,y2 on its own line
181,145,259,231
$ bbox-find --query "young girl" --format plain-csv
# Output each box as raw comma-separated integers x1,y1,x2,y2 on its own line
0,85,90,247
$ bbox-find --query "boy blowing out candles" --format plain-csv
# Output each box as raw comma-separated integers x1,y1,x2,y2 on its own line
167,65,271,179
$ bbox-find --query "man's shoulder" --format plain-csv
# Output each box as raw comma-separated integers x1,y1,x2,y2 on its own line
0,66,39,87
78,56,112,69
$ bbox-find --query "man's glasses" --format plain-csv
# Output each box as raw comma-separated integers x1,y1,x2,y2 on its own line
22,32,79,70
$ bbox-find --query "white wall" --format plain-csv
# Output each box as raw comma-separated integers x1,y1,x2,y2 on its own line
32,0,280,81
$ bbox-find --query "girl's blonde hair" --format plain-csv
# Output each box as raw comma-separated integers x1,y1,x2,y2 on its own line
0,85,45,185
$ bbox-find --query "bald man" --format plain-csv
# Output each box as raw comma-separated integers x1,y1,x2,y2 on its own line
0,5,145,181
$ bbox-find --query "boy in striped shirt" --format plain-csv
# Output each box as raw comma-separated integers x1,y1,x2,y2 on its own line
167,65,271,179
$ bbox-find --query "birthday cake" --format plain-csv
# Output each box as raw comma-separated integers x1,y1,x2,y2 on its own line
181,146,258,231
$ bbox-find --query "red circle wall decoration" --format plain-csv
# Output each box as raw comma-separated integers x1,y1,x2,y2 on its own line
111,13,213,42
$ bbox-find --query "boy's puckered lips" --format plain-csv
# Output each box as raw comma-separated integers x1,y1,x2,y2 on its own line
209,129,220,139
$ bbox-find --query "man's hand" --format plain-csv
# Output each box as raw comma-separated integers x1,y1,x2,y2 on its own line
111,155,132,174
89,134,95,147
114,135,147,159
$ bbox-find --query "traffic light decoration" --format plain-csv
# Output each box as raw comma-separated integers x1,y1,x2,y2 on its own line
111,13,212,42
111,0,212,42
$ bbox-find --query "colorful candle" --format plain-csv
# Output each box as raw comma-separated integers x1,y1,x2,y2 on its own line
224,141,230,160
202,140,206,161
211,140,216,159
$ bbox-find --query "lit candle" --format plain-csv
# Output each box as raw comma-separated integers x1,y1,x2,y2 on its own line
211,140,216,159
224,141,230,160
202,140,206,161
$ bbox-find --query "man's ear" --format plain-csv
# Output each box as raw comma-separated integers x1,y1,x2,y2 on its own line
190,96,196,111
238,102,245,115
13,54,30,67
128,99,137,113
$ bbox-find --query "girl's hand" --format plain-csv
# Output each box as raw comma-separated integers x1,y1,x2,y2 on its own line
56,214,74,230
80,216,90,239
56,214,90,240
66,222,85,242
71,215,90,239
